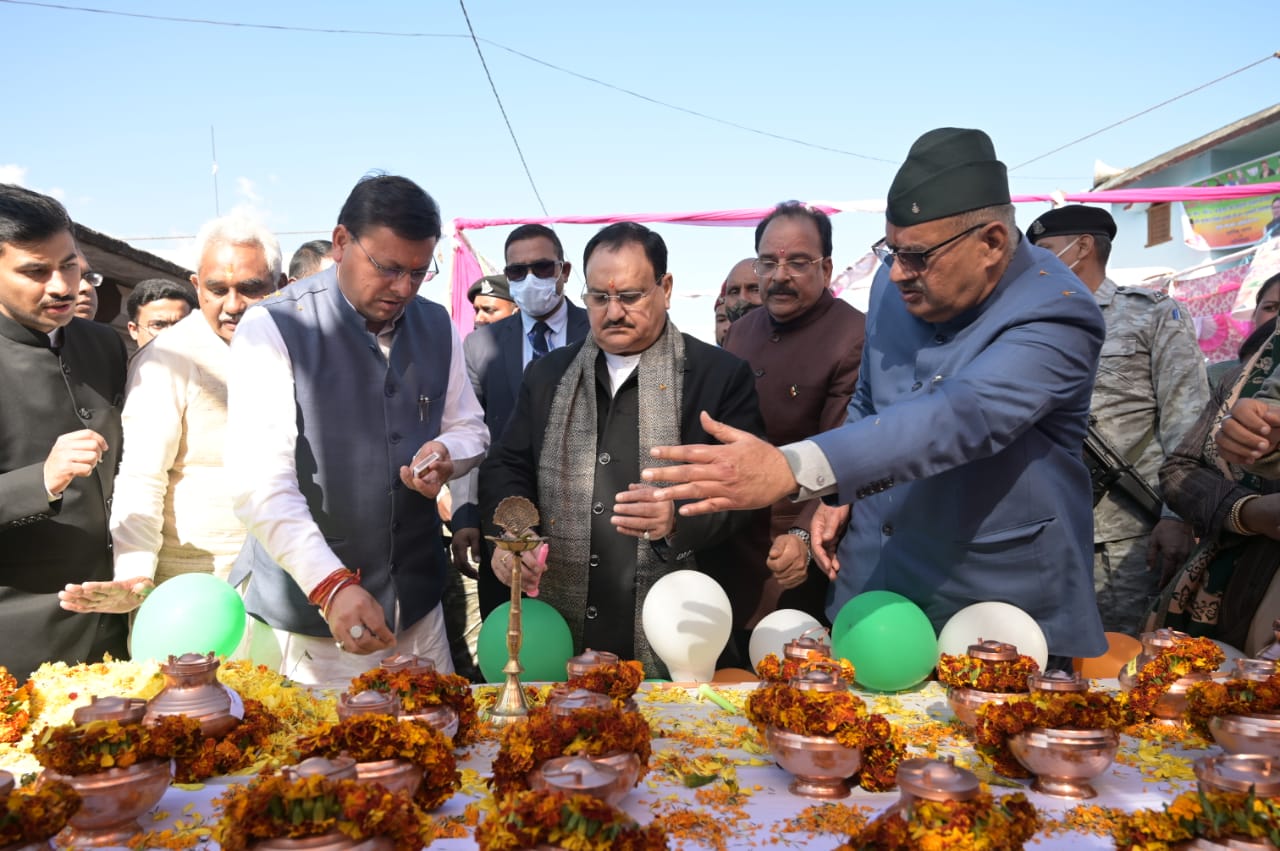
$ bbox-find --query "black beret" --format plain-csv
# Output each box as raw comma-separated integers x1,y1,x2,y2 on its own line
886,127,1011,226
1026,205,1117,244
467,274,513,304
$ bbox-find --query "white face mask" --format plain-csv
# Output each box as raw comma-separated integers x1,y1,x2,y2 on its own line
1053,237,1082,271
510,274,562,316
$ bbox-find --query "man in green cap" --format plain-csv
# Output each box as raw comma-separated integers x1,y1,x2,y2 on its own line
640,127,1109,664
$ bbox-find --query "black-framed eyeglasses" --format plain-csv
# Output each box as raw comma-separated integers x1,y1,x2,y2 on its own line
504,259,562,282
872,223,989,274
82,271,103,288
352,237,438,284
752,256,827,279
580,280,661,310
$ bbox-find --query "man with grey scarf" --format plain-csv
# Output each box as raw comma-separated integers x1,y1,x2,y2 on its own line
478,222,765,677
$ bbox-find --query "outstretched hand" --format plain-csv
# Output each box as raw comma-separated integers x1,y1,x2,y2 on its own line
640,411,797,516
59,578,155,614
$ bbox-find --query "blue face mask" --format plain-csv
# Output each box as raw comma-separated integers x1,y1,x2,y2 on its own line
509,274,562,316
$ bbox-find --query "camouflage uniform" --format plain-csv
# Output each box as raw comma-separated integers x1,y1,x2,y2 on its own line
1091,278,1209,634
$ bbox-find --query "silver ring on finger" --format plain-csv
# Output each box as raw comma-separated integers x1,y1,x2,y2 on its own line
349,624,366,640
642,530,651,541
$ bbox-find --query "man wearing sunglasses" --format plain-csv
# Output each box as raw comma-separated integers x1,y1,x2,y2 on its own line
642,127,1110,667
479,221,763,677
454,224,590,619
223,175,488,684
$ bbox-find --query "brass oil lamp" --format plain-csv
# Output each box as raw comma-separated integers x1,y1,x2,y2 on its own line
484,496,547,727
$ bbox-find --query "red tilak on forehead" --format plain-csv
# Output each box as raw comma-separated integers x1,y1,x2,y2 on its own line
608,279,616,291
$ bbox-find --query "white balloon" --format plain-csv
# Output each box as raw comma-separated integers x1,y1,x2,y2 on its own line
641,570,733,682
936,602,1049,671
748,609,824,673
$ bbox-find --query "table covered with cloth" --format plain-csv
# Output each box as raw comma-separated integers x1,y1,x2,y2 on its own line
3,679,1209,849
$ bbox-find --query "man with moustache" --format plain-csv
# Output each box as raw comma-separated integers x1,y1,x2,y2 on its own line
59,216,282,615
0,185,128,677
453,224,590,617
720,203,865,633
480,222,763,676
722,258,762,323
641,128,1109,666
226,175,488,684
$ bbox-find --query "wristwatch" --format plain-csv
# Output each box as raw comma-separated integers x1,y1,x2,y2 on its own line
787,527,813,563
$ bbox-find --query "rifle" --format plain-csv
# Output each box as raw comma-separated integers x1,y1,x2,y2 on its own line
1082,416,1163,521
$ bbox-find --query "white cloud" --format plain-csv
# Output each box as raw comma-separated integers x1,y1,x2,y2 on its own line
0,164,29,185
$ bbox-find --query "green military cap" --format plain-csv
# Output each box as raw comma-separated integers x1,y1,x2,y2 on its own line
467,274,513,304
886,127,1010,226
1026,205,1117,244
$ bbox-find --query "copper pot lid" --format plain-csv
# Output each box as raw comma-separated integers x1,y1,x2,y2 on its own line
896,757,980,802
789,669,846,693
535,756,620,793
283,754,358,783
566,649,620,678
1234,658,1278,682
73,695,147,725
406,703,457,726
967,640,1019,662
1196,754,1280,796
1029,670,1088,693
783,627,832,660
0,770,12,800
379,653,435,675
160,651,220,677
337,690,400,719
547,687,613,715
1140,628,1188,652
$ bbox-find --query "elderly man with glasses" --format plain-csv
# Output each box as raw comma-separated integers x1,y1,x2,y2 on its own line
641,128,1109,669
479,221,765,677
717,202,865,653
221,174,488,685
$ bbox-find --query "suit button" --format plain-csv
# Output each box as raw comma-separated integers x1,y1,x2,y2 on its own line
598,452,611,465
585,606,599,619
589,554,600,567
770,333,780,343
910,381,922,391
882,523,894,535
934,333,947,344
592,502,604,515
78,407,92,419
754,368,765,377
389,432,401,444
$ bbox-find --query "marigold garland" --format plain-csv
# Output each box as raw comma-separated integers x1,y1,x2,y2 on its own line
0,778,80,846
1185,667,1280,738
475,789,667,851
744,682,903,791
350,667,481,746
565,660,645,702
167,699,282,783
489,705,653,798
212,773,431,851
973,692,1128,778
936,652,1039,692
31,715,204,775
755,652,856,685
0,668,33,745
1125,634,1224,722
1112,788,1280,850
296,714,461,810
836,791,1039,851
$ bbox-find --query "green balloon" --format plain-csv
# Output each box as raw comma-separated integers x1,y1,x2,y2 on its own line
130,573,247,661
477,599,575,683
831,591,937,692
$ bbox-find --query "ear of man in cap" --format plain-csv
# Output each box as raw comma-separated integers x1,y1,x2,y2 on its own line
886,128,1011,226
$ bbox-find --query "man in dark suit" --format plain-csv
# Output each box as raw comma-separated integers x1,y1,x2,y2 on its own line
0,184,128,678
479,222,764,676
452,224,590,617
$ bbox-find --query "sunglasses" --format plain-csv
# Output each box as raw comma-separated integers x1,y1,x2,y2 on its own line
503,259,562,282
872,222,989,274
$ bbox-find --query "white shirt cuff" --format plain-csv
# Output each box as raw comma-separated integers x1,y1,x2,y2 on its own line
780,440,839,501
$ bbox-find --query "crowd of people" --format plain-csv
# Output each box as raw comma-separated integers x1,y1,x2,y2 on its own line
3,125,1279,685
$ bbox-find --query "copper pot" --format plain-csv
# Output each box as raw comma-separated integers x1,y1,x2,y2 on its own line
1210,715,1280,756
336,690,400,721
1118,628,1188,691
354,758,422,800
765,726,862,799
947,687,1025,729
894,757,980,816
1195,754,1280,797
1028,670,1089,694
401,703,459,740
1233,658,1278,683
378,654,435,676
144,652,239,739
529,756,628,806
249,834,394,850
546,688,613,717
0,771,56,851
283,755,358,783
1007,727,1119,798
44,759,171,847
591,750,641,792
72,695,147,725
565,649,620,680
1153,673,1213,724
782,628,832,663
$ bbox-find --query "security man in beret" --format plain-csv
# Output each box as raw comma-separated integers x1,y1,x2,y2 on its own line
640,127,1109,664
1028,205,1207,636
467,274,518,327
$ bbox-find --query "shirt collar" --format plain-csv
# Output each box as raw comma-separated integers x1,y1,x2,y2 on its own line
521,296,569,336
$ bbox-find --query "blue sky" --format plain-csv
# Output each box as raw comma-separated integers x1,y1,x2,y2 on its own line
2,0,1277,341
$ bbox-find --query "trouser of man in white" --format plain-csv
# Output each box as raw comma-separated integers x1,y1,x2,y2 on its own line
246,601,453,688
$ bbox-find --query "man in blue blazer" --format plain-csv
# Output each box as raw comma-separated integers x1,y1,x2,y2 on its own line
641,128,1108,663
452,224,590,617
